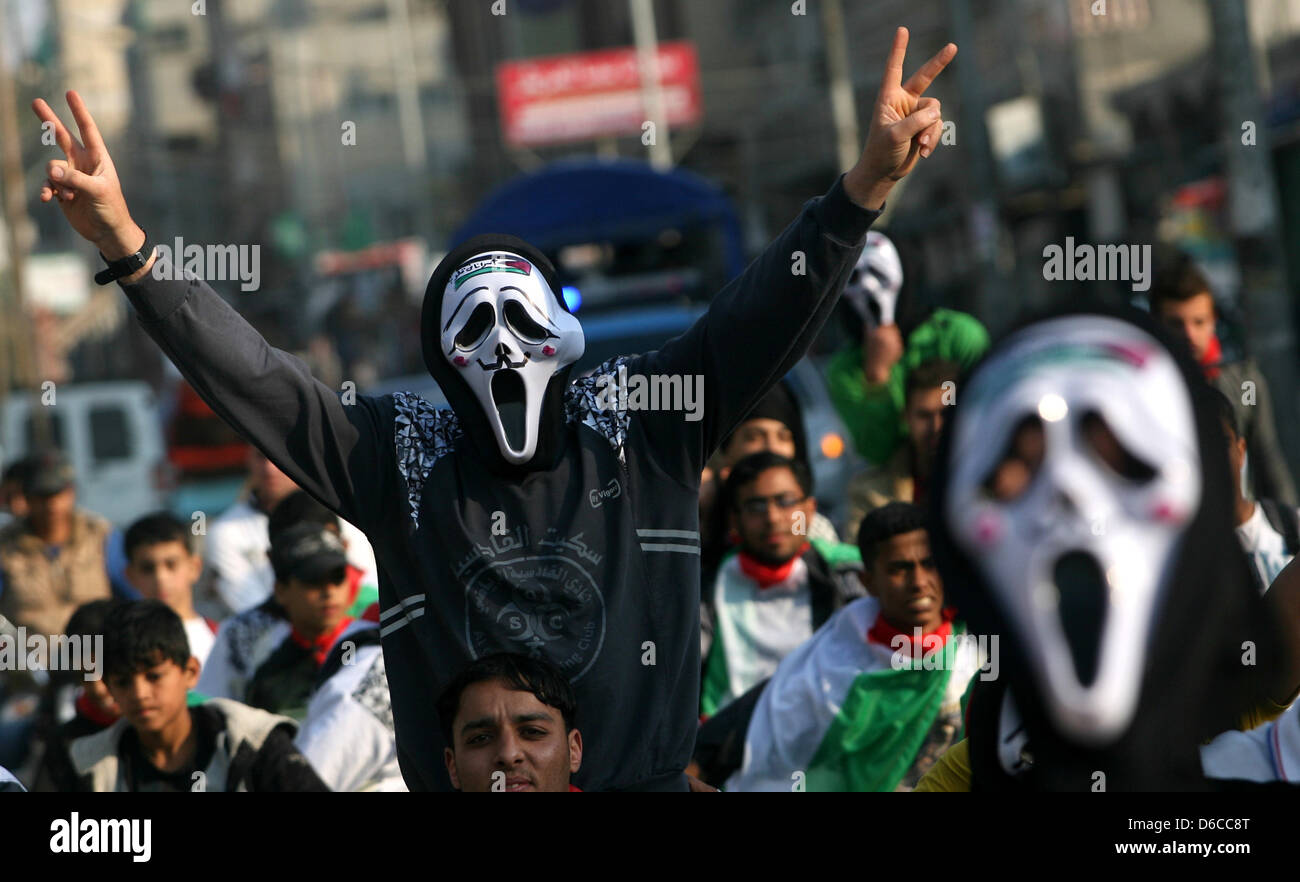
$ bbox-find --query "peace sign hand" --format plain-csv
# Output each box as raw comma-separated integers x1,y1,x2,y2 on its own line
845,27,957,209
32,90,144,259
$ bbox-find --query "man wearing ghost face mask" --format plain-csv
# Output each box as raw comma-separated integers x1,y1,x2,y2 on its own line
915,305,1293,791
33,28,956,791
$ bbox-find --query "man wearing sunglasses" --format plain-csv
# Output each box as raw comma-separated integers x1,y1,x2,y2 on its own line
700,452,862,717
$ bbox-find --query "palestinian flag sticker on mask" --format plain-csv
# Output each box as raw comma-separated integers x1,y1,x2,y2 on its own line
451,253,534,290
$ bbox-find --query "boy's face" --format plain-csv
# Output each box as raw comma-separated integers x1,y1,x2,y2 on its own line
106,655,199,734
1155,292,1215,362
732,466,815,566
127,541,202,612
863,529,944,633
274,571,350,638
443,678,582,792
722,419,796,470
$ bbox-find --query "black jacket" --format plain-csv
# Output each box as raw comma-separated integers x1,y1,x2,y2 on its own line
119,175,878,791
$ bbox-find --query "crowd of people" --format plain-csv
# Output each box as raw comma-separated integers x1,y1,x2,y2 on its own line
1,28,1297,792
2,222,1295,793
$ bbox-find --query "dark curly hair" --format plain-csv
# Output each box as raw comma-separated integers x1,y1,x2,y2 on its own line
436,652,577,745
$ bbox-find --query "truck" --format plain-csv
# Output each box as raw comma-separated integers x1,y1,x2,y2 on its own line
0,381,167,527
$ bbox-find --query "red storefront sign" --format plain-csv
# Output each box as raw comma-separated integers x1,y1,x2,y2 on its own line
496,41,702,148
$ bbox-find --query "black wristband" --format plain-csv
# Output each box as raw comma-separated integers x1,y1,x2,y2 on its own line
94,229,154,285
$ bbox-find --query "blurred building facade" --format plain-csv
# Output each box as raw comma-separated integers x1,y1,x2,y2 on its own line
4,0,1300,465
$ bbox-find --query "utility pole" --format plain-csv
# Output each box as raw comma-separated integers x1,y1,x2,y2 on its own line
947,0,1004,328
630,0,672,170
1208,0,1300,470
0,0,49,445
386,0,433,238
821,0,860,174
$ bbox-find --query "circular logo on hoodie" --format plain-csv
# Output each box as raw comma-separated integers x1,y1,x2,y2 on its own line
463,554,606,682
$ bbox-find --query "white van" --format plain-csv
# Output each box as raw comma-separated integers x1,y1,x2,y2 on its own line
0,381,166,526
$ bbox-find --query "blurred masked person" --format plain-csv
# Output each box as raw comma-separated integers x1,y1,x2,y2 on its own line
825,232,988,468
918,305,1291,791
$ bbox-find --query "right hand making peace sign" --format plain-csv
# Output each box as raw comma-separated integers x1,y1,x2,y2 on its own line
32,90,145,261
845,27,958,209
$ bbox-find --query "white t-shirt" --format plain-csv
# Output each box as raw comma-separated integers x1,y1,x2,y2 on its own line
1235,503,1294,593
709,554,814,714
184,616,217,667
296,642,406,792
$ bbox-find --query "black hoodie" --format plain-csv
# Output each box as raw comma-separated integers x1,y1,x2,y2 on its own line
118,175,878,791
929,302,1282,791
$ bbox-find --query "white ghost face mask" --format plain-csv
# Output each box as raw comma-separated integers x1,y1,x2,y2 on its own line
944,316,1202,745
440,251,585,464
844,231,903,328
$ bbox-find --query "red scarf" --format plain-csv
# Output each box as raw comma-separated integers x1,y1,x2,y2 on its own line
1200,334,1223,381
290,616,354,667
738,544,810,589
866,606,958,657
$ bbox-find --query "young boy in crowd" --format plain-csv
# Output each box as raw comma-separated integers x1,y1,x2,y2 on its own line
124,513,217,666
63,600,328,791
241,522,379,721
30,598,122,791
437,653,582,792
700,452,862,717
266,490,379,617
198,491,377,702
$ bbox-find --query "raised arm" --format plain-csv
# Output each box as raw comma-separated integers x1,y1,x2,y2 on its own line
32,92,393,530
631,29,956,478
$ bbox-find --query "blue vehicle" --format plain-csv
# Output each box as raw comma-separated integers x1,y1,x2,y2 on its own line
374,159,862,529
